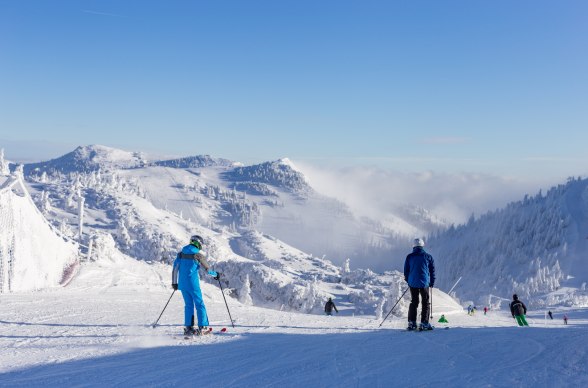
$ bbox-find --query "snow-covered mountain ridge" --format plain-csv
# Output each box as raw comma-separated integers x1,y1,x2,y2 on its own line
222,158,312,196
22,145,147,174
2,145,445,316
429,176,588,307
12,145,441,268
4,144,587,310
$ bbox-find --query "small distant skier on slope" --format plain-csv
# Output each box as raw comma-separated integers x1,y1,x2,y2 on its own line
404,238,436,331
484,306,488,315
509,294,529,327
548,310,553,320
324,297,338,316
563,314,568,325
172,235,220,337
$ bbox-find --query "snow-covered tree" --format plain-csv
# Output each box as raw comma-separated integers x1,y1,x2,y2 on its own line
239,273,253,305
14,164,24,179
39,191,52,214
0,149,9,175
58,219,75,239
343,258,351,273
375,297,385,320
117,220,132,249
89,233,119,262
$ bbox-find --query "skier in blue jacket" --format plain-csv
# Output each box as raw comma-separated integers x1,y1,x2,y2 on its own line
172,235,220,336
404,238,436,331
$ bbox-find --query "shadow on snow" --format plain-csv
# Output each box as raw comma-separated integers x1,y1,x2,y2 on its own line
2,326,587,387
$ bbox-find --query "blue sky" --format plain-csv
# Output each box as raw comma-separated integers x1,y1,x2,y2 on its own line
1,0,587,180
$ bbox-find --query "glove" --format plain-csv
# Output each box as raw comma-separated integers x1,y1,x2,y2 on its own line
208,270,220,280
172,283,178,291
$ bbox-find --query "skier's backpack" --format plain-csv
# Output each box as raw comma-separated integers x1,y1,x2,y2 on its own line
513,301,525,316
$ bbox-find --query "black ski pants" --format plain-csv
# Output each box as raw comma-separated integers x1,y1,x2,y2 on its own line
408,287,430,323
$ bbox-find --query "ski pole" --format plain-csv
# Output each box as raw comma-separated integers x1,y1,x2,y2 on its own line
379,287,409,327
430,286,433,320
152,289,176,328
217,276,235,328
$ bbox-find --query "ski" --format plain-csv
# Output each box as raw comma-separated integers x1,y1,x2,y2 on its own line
405,325,448,332
178,327,228,340
405,327,449,332
183,327,213,339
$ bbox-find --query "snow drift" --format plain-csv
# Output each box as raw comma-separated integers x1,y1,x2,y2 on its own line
0,173,79,292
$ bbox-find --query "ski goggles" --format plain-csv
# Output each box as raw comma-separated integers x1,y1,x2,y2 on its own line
191,240,202,250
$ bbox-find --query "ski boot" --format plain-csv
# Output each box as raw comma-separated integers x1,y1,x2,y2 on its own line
195,326,211,336
184,326,196,338
407,321,417,331
419,322,434,331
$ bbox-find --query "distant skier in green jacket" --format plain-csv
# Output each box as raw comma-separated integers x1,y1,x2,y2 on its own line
509,294,529,327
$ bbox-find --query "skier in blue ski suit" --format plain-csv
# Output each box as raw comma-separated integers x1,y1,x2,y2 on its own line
404,238,436,331
172,235,219,335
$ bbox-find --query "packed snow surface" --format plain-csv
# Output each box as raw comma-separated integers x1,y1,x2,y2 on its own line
1,255,586,387
2,146,588,387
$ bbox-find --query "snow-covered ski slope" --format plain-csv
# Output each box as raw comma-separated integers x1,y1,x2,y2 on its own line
15,144,588,308
0,174,79,292
1,254,586,387
11,144,447,316
1,160,435,320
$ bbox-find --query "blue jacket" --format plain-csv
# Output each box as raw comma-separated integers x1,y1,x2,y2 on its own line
404,246,435,288
172,244,209,292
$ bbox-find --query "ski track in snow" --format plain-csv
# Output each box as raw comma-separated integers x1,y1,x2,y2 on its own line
1,261,588,387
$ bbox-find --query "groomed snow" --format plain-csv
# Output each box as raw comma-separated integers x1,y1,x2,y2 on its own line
2,147,588,387
1,255,586,387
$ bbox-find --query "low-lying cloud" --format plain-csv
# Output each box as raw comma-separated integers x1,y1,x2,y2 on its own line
294,161,559,227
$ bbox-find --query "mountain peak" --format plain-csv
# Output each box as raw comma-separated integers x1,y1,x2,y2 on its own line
22,144,146,174
153,154,237,169
222,159,311,194
277,157,296,169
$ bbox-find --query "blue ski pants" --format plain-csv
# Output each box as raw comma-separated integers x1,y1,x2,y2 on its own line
181,289,209,327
